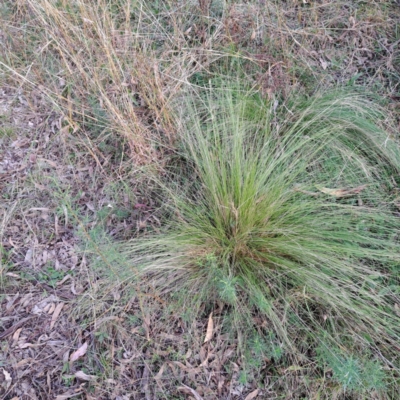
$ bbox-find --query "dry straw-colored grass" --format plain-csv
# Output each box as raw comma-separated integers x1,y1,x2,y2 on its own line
5,0,229,164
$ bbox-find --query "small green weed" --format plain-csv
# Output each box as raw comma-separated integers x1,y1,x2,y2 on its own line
317,345,387,394
36,265,71,288
94,330,110,344
0,126,14,139
0,245,12,287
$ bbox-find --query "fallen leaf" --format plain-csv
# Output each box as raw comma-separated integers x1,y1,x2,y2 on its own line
1,369,12,390
319,58,328,70
74,371,97,381
63,350,70,363
137,219,147,230
50,302,64,329
56,274,71,286
178,384,203,400
70,282,78,295
154,363,166,381
134,203,149,209
142,364,151,400
395,303,400,317
142,312,151,340
112,288,121,301
43,304,51,313
200,348,212,367
28,207,50,212
86,203,95,212
48,303,56,314
185,348,192,359
203,312,213,343
15,359,32,368
18,343,34,349
285,365,303,372
29,153,37,163
70,342,88,362
315,184,367,198
170,361,202,375
245,389,260,400
251,30,256,40
34,182,46,191
12,328,22,346
24,248,33,263
0,316,34,340
55,391,79,400
5,272,19,278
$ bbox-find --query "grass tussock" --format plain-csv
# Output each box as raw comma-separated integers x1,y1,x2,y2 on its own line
127,83,400,393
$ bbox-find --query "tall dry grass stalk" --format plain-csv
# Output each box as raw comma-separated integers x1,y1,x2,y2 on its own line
6,0,225,163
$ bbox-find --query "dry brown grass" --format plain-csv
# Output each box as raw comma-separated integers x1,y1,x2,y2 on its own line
3,0,230,166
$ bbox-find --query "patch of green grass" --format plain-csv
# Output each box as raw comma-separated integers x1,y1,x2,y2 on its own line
0,245,12,288
317,344,387,394
0,126,15,139
36,264,72,288
125,82,400,395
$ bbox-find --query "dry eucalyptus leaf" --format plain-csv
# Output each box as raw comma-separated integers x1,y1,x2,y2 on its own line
50,302,64,330
178,384,203,400
316,184,367,198
74,371,97,381
70,342,88,362
55,391,79,400
203,312,213,343
319,58,328,70
154,363,166,381
12,328,22,345
5,272,19,278
1,369,12,390
24,248,33,264
245,389,260,400
56,274,71,286
18,343,34,349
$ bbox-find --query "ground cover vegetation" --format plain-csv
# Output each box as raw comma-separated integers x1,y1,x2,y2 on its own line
1,1,400,399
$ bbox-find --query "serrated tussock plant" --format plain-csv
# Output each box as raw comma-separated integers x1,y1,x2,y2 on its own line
126,84,400,381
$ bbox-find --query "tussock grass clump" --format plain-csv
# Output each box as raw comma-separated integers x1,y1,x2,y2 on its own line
127,85,400,392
